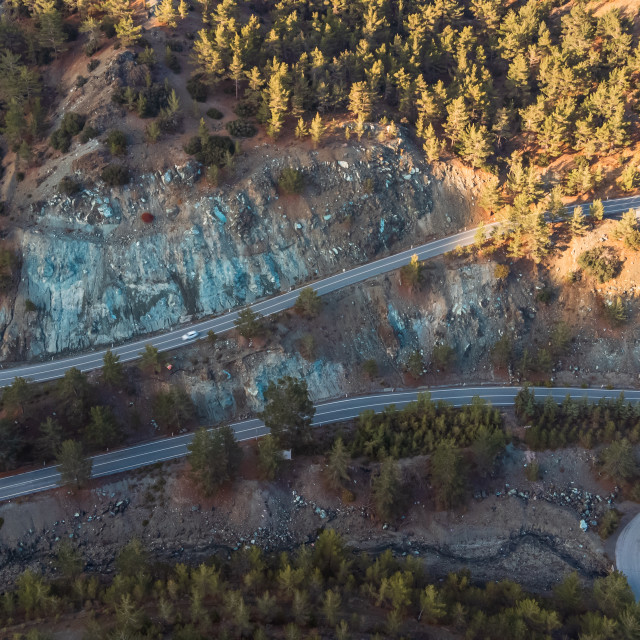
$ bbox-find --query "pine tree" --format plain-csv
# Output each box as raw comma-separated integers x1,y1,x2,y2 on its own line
326,437,350,490
570,205,587,237
459,123,492,168
547,185,566,221
156,0,177,26
229,49,243,100
529,212,551,263
138,344,165,375
102,349,124,386
294,287,322,317
266,62,290,139
371,457,401,521
444,96,469,145
192,29,224,84
309,112,325,147
39,4,67,57
38,417,63,460
177,0,188,19
234,308,263,338
259,376,315,450
257,434,283,480
589,199,604,222
479,174,501,213
430,440,466,510
56,440,92,488
348,81,373,122
422,123,442,163
115,15,141,47
84,405,119,450
295,117,307,139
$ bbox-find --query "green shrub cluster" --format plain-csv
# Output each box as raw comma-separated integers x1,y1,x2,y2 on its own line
183,133,234,167
101,163,130,186
226,119,257,137
186,73,208,101
352,393,504,459
112,82,172,118
516,387,640,450
577,247,620,283
50,112,86,153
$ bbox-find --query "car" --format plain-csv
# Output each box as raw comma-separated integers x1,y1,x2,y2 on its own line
181,330,199,341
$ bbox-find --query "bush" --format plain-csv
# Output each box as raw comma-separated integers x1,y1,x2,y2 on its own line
525,461,540,481
58,176,81,195
105,129,127,155
164,46,180,73
234,100,258,118
25,299,37,312
183,134,234,167
226,119,257,138
604,297,628,326
100,18,116,38
278,168,304,195
598,510,620,539
207,107,223,119
536,287,553,304
84,40,100,57
87,59,100,72
101,163,130,186
577,247,620,283
50,129,71,152
60,112,85,136
186,74,208,102
494,264,509,280
79,125,99,143
76,75,88,88
341,488,356,503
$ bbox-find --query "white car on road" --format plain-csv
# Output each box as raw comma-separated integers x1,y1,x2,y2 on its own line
181,330,199,341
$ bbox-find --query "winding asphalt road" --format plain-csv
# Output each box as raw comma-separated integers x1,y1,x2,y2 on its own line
1,194,639,388
2,385,640,502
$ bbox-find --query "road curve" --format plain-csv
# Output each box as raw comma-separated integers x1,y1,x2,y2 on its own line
616,513,640,600
2,385,640,502
1,194,639,388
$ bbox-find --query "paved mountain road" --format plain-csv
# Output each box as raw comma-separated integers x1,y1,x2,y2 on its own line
2,385,640,502
616,513,640,599
1,194,639,388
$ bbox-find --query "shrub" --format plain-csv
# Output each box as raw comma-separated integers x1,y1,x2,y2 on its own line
50,129,71,152
84,40,100,57
60,112,85,136
278,168,304,195
206,107,223,119
234,100,258,118
80,125,99,143
76,75,88,88
105,129,127,155
604,297,628,326
101,163,130,186
598,510,620,539
362,359,378,379
87,59,100,72
341,488,356,503
494,264,509,280
25,299,37,312
536,287,553,304
577,247,620,283
0,202,6,217
226,119,257,137
100,19,116,38
58,176,81,195
164,46,180,73
183,134,234,167
525,461,540,481
186,74,208,102
432,344,455,370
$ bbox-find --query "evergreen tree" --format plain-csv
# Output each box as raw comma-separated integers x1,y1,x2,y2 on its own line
479,174,501,213
234,308,264,338
138,344,165,374
102,349,124,386
406,350,424,378
309,112,325,147
187,425,242,495
257,434,283,480
56,440,92,488
259,376,315,450
294,287,322,317
430,440,466,510
570,205,587,237
371,457,401,521
266,62,290,139
589,199,604,222
115,15,141,47
326,437,350,490
38,3,66,57
2,376,31,416
348,81,373,122
423,124,443,163
444,96,470,145
600,439,638,483
155,0,177,27
459,123,492,168
37,417,63,460
177,0,188,19
295,117,307,139
84,405,120,450
3,99,26,145
615,209,640,250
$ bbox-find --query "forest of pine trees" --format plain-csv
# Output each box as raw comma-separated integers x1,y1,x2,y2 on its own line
3,531,640,639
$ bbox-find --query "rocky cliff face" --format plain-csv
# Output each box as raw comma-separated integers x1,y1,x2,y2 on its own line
1,137,481,360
